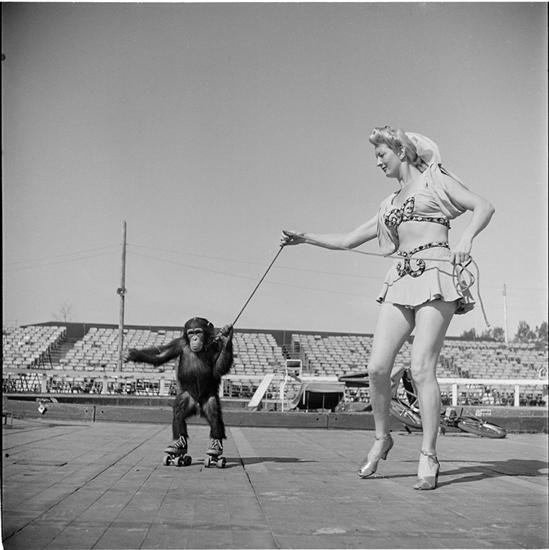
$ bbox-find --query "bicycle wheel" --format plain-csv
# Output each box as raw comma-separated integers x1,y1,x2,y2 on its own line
390,399,422,430
456,416,507,439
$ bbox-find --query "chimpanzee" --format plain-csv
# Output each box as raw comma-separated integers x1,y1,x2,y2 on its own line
125,317,233,463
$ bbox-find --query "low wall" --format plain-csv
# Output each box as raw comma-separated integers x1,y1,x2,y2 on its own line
3,393,251,407
4,397,547,433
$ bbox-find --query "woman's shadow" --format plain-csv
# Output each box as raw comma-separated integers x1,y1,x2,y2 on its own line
434,458,548,488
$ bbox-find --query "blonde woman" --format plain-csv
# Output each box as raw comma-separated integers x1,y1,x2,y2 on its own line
282,126,494,490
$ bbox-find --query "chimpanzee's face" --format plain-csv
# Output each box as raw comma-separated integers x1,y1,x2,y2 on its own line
187,328,205,353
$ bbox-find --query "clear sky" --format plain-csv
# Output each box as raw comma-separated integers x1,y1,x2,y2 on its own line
2,2,547,337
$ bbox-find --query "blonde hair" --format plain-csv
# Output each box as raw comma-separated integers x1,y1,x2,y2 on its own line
368,125,426,170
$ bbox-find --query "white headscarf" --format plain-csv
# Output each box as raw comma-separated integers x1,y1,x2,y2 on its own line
405,132,442,165
376,131,467,255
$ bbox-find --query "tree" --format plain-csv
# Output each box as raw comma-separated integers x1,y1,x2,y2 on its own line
535,322,548,344
53,304,72,323
479,326,505,341
460,328,477,340
460,322,546,345
514,321,536,343
490,327,505,342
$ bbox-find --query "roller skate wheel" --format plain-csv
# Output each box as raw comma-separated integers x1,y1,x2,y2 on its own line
183,455,192,466
204,456,212,468
217,457,226,468
163,455,171,466
175,456,185,467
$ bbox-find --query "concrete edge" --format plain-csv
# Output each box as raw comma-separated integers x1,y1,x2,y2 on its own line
4,399,547,433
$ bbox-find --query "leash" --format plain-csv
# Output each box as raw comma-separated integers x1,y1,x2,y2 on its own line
231,245,285,327
288,235,491,327
453,258,491,328
230,238,490,329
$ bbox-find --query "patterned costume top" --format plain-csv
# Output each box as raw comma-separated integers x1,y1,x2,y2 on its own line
376,162,467,255
384,190,451,230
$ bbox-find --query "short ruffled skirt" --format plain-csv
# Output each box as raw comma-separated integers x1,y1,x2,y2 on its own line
376,244,475,314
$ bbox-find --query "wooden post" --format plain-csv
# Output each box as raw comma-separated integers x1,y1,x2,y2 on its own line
503,284,509,345
219,379,224,398
514,384,520,407
452,383,458,406
117,221,127,372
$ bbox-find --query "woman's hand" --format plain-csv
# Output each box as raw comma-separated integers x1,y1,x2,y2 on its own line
281,229,306,247
450,237,472,265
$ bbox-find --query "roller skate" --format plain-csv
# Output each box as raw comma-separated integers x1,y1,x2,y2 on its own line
163,435,192,467
204,438,226,468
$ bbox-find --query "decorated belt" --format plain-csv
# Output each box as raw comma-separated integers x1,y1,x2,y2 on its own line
396,242,449,278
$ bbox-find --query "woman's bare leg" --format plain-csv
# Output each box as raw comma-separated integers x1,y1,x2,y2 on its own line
368,303,415,441
411,300,456,454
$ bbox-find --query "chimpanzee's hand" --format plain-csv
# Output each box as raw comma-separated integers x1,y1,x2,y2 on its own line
124,349,138,363
218,324,233,344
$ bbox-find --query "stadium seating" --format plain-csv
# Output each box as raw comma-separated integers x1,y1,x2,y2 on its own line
2,325,66,369
437,340,547,379
61,327,181,372
232,332,286,375
291,333,461,378
2,325,547,405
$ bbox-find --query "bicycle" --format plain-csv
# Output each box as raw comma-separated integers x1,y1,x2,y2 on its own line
338,366,507,439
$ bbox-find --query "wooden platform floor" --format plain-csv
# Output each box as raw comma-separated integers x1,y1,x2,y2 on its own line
2,418,548,549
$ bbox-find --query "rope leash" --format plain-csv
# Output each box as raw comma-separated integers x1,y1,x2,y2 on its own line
455,258,491,328
231,245,285,327
231,238,490,328
284,236,491,327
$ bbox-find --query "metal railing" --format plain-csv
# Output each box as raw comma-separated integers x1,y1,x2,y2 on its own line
2,369,547,407
437,378,548,407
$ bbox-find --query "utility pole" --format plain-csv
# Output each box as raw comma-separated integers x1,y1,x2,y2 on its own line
117,221,127,371
503,283,509,345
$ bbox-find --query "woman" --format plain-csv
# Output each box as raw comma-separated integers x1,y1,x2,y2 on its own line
281,126,494,490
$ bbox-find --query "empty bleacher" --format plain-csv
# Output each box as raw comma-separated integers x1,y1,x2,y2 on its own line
437,340,547,379
232,332,286,375
225,332,287,401
4,326,546,382
2,325,66,369
2,324,547,406
61,327,182,372
291,333,371,376
293,333,547,381
293,333,417,377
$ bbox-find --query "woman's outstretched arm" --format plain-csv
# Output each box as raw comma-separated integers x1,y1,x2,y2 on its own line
282,214,378,250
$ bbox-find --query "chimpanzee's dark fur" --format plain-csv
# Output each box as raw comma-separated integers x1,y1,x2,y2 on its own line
126,317,233,440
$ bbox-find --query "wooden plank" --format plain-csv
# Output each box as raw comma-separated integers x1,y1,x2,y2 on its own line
247,373,275,410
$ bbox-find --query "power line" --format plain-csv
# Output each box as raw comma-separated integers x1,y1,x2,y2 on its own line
5,245,119,266
128,242,381,280
127,250,370,298
127,242,548,291
128,249,549,304
3,249,119,272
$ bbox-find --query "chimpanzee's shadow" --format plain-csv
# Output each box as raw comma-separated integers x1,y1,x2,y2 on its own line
215,456,316,469
242,456,316,465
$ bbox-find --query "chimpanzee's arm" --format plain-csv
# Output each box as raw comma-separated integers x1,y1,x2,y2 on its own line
125,338,183,366
213,325,234,378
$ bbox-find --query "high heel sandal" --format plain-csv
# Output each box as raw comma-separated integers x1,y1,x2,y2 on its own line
358,434,394,478
413,450,440,490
